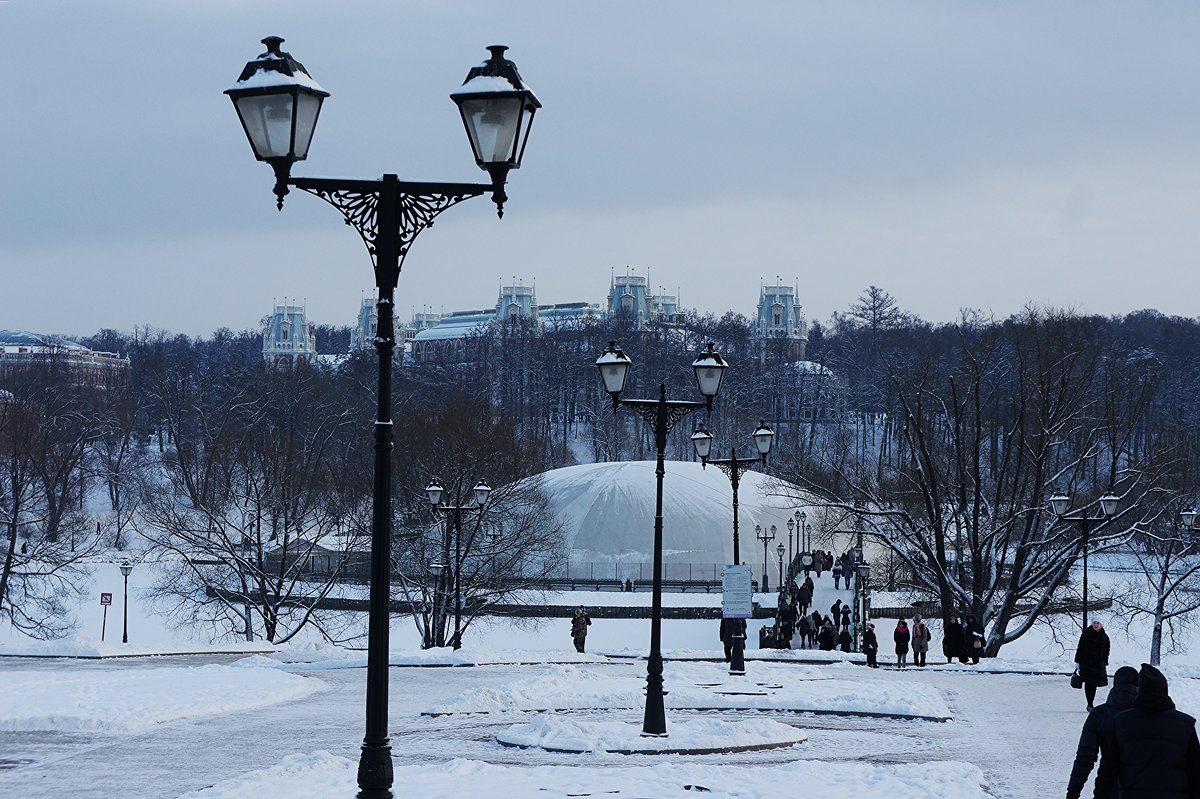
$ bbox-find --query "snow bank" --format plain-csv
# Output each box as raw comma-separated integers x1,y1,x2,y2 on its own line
426,662,952,720
496,715,807,753
177,752,991,799
0,665,322,732
0,633,278,659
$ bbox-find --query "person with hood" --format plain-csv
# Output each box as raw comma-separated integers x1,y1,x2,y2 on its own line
719,617,742,663
942,615,965,664
840,603,852,630
794,613,811,649
1074,620,1111,710
817,620,836,651
1065,665,1139,799
963,615,985,664
831,598,843,620
910,615,931,667
862,622,879,668
1094,663,1200,798
894,618,911,668
836,626,853,652
571,606,591,653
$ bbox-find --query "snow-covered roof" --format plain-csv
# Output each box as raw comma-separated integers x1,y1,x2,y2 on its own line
410,311,494,343
777,360,837,379
0,330,90,352
535,460,812,564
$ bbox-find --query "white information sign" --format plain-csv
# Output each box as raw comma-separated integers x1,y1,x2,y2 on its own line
721,564,753,619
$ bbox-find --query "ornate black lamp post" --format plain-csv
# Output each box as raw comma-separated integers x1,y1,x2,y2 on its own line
226,37,539,799
425,478,492,650
855,559,871,651
698,420,773,675
119,560,133,645
595,339,727,736
776,542,786,590
1049,493,1118,631
756,524,776,592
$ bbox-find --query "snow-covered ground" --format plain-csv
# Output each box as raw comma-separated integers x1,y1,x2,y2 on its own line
3,559,1199,799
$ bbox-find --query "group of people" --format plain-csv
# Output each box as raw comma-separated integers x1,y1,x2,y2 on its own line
858,613,987,668
1064,621,1200,797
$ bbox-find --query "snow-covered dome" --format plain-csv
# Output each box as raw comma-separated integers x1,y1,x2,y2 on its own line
537,460,809,564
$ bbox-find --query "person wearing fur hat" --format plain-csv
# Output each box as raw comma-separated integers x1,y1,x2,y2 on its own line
1074,620,1111,710
893,618,911,668
1093,663,1200,798
1065,665,1138,799
570,606,591,653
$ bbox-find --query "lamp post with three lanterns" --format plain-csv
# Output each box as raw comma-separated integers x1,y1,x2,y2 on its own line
225,36,540,799
595,340,727,737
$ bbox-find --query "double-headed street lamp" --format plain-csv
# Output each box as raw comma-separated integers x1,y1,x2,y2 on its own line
226,37,540,799
696,421,774,675
119,560,134,645
1049,493,1118,630
595,339,727,736
755,524,776,592
425,478,492,650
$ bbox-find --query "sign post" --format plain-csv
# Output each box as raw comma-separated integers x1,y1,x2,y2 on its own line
99,593,113,642
721,564,753,675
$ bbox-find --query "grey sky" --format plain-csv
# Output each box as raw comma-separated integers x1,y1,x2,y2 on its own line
2,2,1197,338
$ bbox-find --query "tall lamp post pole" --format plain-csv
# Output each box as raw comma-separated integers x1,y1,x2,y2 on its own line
225,38,540,799
596,340,727,736
698,421,774,675
776,542,786,591
425,478,492,649
119,560,133,645
756,524,776,593
1049,493,1118,630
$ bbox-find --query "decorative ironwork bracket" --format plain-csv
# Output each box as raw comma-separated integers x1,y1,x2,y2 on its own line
620,394,709,439
709,455,760,484
289,176,490,276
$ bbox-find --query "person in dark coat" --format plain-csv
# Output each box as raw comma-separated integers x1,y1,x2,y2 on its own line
894,619,911,668
817,620,836,651
1094,663,1200,798
836,627,853,652
942,615,965,664
963,615,985,664
795,613,811,649
571,607,591,653
840,604,852,630
1074,620,1111,710
811,610,823,633
1065,665,1138,799
862,623,879,668
778,601,797,647
831,598,842,619
719,617,742,662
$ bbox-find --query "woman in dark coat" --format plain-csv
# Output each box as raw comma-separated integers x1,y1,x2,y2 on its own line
862,623,879,668
836,627,853,652
942,615,965,664
963,615,985,664
817,620,836,651
1074,620,1111,710
894,619,911,668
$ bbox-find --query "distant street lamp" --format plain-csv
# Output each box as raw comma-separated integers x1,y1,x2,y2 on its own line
856,559,872,651
426,478,492,649
1049,493,1119,630
756,524,776,593
595,339,727,736
776,542,786,590
119,560,134,645
225,36,540,799
700,420,774,675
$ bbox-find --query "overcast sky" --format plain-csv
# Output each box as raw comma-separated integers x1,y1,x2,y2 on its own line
2,2,1198,338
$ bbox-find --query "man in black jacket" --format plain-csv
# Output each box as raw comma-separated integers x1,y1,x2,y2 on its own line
1066,665,1138,799
1094,663,1200,798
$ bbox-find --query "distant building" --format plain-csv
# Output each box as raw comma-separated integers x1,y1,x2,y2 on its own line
262,304,317,369
0,330,129,389
755,284,807,363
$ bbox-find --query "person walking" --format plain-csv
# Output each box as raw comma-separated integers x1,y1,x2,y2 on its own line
817,620,836,651
837,626,853,653
794,613,811,649
778,601,796,649
719,617,739,662
963,614,985,664
832,562,843,590
894,618,911,668
840,603,852,631
910,615,931,667
1074,620,1111,711
942,615,965,664
831,598,842,620
570,606,591,653
863,622,880,668
1093,663,1200,798
1065,665,1138,799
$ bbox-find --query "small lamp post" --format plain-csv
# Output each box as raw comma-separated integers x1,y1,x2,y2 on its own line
427,478,492,650
226,37,540,799
119,560,134,645
756,524,776,593
776,542,786,590
1049,492,1118,630
703,420,773,675
594,339,726,736
856,559,871,651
